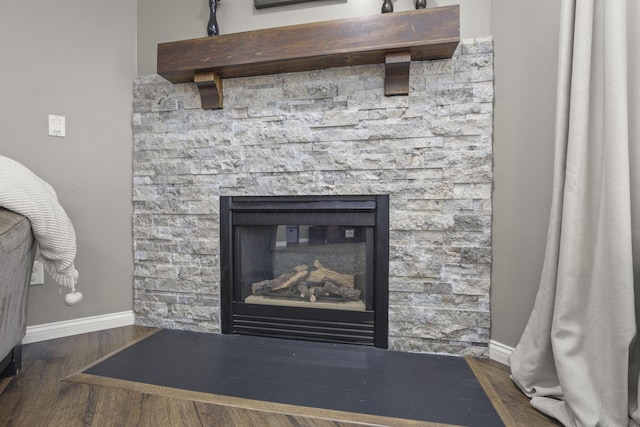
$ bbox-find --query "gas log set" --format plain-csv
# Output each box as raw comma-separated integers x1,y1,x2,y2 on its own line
250,260,362,303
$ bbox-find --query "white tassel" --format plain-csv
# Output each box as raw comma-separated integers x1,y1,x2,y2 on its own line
64,290,83,306
40,256,82,305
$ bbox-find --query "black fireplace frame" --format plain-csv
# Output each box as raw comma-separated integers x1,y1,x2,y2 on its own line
220,195,389,348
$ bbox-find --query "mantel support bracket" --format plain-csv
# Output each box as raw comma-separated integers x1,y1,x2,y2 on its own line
384,52,411,96
194,71,223,110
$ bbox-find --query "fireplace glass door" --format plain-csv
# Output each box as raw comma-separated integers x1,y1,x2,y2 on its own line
237,224,371,312
220,195,389,347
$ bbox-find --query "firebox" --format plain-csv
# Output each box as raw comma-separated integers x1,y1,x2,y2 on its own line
220,195,389,348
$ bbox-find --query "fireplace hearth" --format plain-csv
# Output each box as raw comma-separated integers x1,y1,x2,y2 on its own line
220,195,389,348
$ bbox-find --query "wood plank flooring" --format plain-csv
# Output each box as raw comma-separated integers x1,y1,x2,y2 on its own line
0,326,562,426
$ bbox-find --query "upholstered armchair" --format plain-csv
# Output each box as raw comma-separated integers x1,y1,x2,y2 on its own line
0,207,36,377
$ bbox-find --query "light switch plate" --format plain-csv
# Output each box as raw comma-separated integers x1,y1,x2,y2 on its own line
48,114,66,137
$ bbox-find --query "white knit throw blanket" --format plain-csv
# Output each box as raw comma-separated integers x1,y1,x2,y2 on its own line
0,156,79,295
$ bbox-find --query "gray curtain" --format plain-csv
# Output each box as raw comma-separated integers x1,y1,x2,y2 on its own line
509,0,640,425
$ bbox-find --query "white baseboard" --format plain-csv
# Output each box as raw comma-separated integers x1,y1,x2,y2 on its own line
489,340,514,366
21,313,517,365
23,310,136,344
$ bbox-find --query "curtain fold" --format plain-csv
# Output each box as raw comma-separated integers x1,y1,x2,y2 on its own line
509,0,640,426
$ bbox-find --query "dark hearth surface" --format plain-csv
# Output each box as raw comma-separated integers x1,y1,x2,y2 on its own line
84,330,504,426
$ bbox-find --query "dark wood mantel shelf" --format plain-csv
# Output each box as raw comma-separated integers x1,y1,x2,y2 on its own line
157,5,459,110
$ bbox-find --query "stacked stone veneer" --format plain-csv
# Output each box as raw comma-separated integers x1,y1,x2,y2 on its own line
133,37,494,356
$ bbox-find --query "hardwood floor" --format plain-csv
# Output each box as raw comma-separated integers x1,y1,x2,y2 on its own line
470,358,562,426
0,326,561,426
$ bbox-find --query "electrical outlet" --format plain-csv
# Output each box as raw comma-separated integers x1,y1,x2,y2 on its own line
31,261,44,285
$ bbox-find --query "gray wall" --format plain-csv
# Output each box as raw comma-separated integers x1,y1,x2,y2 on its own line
490,0,560,346
0,0,561,348
0,0,136,324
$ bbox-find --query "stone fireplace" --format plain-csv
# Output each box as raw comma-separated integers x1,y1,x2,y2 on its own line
133,37,493,357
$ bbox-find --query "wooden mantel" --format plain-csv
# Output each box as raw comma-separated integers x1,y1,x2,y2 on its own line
157,5,459,110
